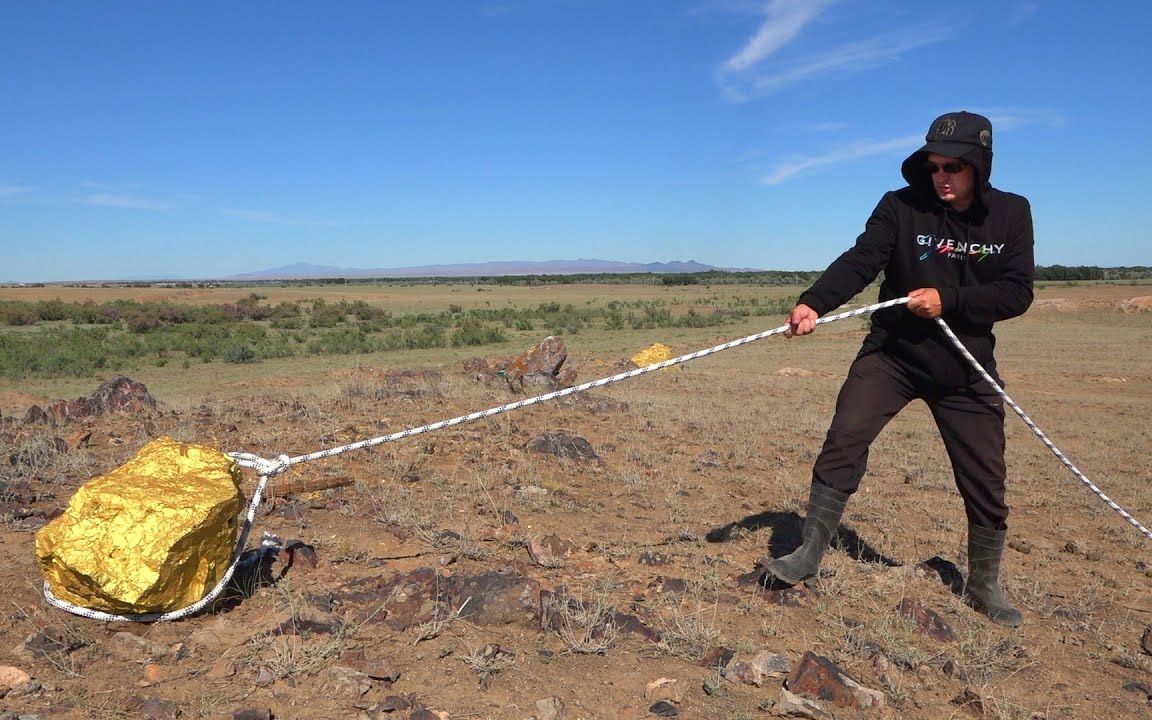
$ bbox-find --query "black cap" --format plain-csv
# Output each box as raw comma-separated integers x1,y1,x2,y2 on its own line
916,111,992,159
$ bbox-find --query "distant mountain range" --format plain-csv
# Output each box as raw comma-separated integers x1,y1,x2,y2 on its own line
229,259,748,279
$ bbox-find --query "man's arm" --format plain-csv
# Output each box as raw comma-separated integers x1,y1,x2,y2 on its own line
788,193,899,334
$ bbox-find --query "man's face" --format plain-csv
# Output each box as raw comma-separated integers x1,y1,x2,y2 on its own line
925,152,976,209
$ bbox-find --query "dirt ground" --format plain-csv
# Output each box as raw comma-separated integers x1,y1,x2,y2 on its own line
1,284,1150,720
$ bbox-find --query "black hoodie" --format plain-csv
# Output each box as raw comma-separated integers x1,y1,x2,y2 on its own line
796,139,1034,387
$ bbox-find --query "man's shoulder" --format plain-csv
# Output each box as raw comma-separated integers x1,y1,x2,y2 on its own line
985,186,1031,211
884,185,930,207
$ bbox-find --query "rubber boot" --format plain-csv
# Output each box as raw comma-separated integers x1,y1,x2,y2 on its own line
964,524,1024,628
765,483,849,585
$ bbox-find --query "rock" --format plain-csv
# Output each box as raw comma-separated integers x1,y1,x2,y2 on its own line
1008,538,1032,554
533,696,566,720
371,694,417,712
232,711,273,720
648,700,678,717
0,665,32,695
1143,626,1152,655
638,550,671,566
318,665,372,698
951,687,985,716
109,632,171,664
126,696,180,719
896,598,955,642
644,677,683,704
786,651,885,709
45,376,157,424
66,429,92,450
526,432,598,460
697,646,735,669
37,437,243,615
774,688,833,719
749,650,792,679
527,534,578,567
341,649,400,683
138,663,163,687
505,336,570,390
206,657,235,680
722,662,761,686
253,666,275,687
22,405,49,424
22,626,85,658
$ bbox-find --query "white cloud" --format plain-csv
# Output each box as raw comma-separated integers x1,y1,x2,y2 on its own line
0,184,34,197
82,193,171,210
721,0,836,73
974,106,1065,130
225,208,337,227
760,134,921,185
717,2,948,100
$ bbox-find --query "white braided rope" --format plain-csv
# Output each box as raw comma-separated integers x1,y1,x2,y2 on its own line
42,295,1148,621
934,317,1152,540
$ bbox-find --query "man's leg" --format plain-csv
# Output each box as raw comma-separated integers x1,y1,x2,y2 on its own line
766,351,914,584
930,382,1023,627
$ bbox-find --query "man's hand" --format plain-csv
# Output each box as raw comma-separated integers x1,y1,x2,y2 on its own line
785,303,819,337
907,287,942,318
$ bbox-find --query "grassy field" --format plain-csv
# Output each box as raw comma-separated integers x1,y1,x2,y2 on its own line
1,280,1150,719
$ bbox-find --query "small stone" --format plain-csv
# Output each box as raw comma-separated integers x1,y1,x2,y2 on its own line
138,663,163,687
697,646,735,669
1142,626,1152,656
896,598,955,642
109,632,170,665
131,696,180,720
749,650,791,678
0,665,32,695
207,657,236,679
1008,539,1032,554
254,666,275,687
1061,541,1079,555
232,710,273,720
638,551,671,566
644,677,683,704
774,688,833,719
372,695,416,712
952,687,985,715
534,696,565,720
648,700,678,717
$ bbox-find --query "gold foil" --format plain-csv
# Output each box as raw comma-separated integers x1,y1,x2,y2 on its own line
36,436,244,614
631,342,674,368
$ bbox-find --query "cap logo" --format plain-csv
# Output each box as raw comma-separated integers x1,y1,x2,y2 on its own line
979,129,991,147
935,118,957,137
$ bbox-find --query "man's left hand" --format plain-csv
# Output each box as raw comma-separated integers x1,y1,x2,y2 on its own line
907,288,942,318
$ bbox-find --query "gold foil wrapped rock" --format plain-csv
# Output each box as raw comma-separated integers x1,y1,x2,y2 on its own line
631,342,674,368
36,436,244,614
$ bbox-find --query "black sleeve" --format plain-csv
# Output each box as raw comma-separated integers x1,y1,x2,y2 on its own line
939,198,1035,324
797,193,897,316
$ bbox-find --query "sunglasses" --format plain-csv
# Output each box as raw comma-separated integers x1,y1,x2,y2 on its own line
924,160,967,175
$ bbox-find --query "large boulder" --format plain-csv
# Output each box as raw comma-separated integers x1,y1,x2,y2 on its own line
36,436,243,614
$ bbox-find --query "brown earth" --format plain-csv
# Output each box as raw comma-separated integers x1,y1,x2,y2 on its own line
1,286,1151,719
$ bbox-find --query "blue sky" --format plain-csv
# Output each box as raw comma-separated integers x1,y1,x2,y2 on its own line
1,1,1149,282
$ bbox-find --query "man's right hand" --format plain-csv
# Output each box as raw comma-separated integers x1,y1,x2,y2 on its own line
785,304,819,337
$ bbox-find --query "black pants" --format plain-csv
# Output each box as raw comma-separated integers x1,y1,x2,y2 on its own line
813,349,1009,529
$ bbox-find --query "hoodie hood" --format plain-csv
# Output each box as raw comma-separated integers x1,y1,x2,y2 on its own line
901,111,994,207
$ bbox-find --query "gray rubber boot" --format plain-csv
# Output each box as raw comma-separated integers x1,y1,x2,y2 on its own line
765,483,849,585
964,524,1024,628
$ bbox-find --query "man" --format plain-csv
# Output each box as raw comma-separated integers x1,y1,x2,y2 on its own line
766,111,1034,627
